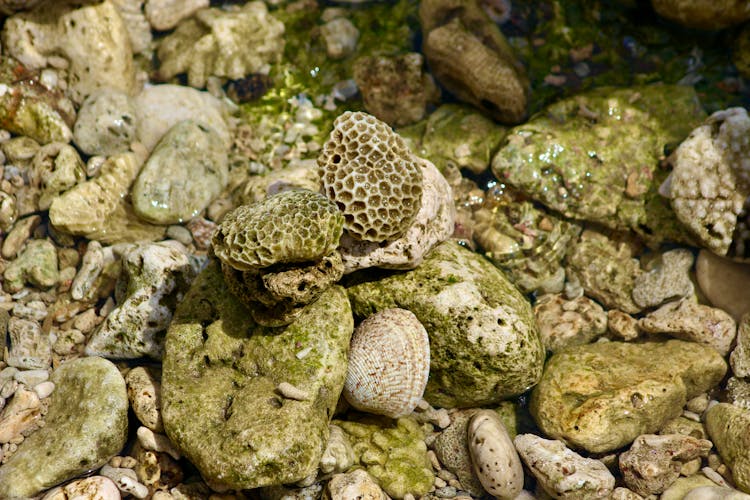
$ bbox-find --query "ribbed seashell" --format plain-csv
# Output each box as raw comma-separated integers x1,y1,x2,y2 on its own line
343,308,430,418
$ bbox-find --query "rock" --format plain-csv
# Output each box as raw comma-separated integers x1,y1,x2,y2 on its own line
3,239,59,292
125,366,163,432
420,0,528,124
684,486,750,500
697,250,750,321
71,241,104,301
145,0,208,31
321,17,359,59
319,424,355,475
41,476,121,500
467,410,523,499
609,487,644,500
132,120,229,225
236,163,321,206
660,475,722,500
48,152,166,244
134,84,231,151
639,299,737,355
607,309,641,341
431,409,484,496
706,403,750,494
492,85,705,244
1,0,137,103
73,88,138,156
0,190,17,233
324,470,388,500
651,0,750,29
728,377,750,410
6,317,51,369
514,433,615,499
533,293,608,352
32,142,86,211
161,260,353,490
619,434,712,496
659,416,708,440
2,214,42,260
0,387,41,443
86,242,196,359
335,416,434,499
347,240,544,408
0,357,128,499
530,340,727,453
353,53,439,127
156,2,284,89
632,249,694,309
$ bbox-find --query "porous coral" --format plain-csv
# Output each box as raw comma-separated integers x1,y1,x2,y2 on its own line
318,111,423,242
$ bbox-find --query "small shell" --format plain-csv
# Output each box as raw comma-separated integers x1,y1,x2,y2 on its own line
343,308,430,418
468,410,524,499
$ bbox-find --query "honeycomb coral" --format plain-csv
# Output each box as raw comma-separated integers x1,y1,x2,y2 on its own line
318,111,423,242
212,190,344,271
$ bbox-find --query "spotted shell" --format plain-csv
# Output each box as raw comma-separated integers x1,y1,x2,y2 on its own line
343,308,430,418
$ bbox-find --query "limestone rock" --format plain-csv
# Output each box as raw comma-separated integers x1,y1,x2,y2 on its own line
145,0,208,31
431,409,484,496
0,357,128,499
705,403,750,494
321,17,359,59
661,475,726,500
111,0,151,55
73,88,137,157
534,293,607,352
632,249,694,309
467,410,523,499
162,260,353,490
530,340,726,453
324,470,388,500
731,314,750,378
347,240,544,408
2,239,59,293
41,476,120,500
125,366,163,432
32,142,86,211
132,120,229,225
6,317,50,369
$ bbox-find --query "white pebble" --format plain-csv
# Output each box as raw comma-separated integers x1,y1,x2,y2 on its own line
33,381,55,399
14,369,49,387
136,426,181,460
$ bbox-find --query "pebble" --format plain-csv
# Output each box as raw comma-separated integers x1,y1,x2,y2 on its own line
33,380,55,399
632,249,694,309
6,317,51,370
12,299,48,321
71,240,104,301
1,214,41,259
3,239,60,293
697,250,750,321
467,410,523,499
41,475,121,500
321,17,359,59
534,293,608,351
14,368,49,387
100,464,149,499
325,469,388,500
73,88,137,156
125,366,163,432
731,313,750,378
0,387,41,443
137,426,181,460
166,225,194,246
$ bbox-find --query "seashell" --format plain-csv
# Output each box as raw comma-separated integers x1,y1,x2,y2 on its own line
343,308,430,418
468,410,524,499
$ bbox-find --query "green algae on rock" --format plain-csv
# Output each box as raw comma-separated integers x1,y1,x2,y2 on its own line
2,238,59,293
705,403,750,494
162,260,353,490
530,340,727,453
335,416,434,499
491,85,705,244
346,240,544,408
0,357,128,499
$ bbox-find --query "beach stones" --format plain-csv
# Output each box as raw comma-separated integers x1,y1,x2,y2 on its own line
162,260,353,490
0,357,128,499
530,340,727,453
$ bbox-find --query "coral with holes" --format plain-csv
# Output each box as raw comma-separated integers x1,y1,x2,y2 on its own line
318,111,423,242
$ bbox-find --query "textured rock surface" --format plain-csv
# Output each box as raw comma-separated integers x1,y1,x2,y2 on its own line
651,0,750,29
325,469,388,500
2,239,59,293
534,293,607,352
530,340,727,453
162,260,353,489
347,240,544,408
705,403,750,493
632,249,694,309
73,88,137,157
732,314,750,378
431,409,484,496
145,0,208,31
132,120,229,225
0,357,128,499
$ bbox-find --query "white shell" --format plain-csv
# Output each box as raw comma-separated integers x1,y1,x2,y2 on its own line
468,410,524,499
343,308,430,418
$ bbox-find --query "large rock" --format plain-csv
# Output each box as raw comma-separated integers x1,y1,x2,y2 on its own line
651,0,750,29
162,260,353,490
346,240,544,408
0,357,128,499
705,403,750,494
530,340,726,453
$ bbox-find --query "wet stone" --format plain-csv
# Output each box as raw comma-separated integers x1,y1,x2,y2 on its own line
727,377,750,410
73,88,137,156
0,386,41,444
0,357,128,499
324,469,388,500
530,340,727,453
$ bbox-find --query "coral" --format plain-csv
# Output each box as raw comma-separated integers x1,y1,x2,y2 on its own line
318,111,423,242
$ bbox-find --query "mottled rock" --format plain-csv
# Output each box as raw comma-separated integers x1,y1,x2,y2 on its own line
145,0,208,31
2,214,41,259
431,409,484,496
534,293,607,352
134,84,231,151
0,357,128,499
727,377,750,410
320,424,355,475
6,317,50,369
347,240,544,408
335,416,434,499
619,434,712,496
468,410,523,499
162,260,353,489
632,249,694,309
609,487,644,500
125,366,163,432
325,470,388,500
86,242,196,359
607,309,641,341
32,142,86,211
237,163,321,206
321,17,359,59
514,433,615,499
639,299,737,355
0,387,41,443
157,2,284,89
49,152,165,244
3,239,59,292
659,416,708,440
41,476,121,500
697,250,750,321
1,0,137,103
492,85,705,243
132,120,229,225
651,0,750,29
684,486,750,500
73,88,137,156
706,403,750,493
530,340,727,453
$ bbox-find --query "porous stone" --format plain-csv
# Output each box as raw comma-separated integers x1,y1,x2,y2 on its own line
157,2,284,89
684,486,750,500
1,0,137,103
533,293,607,352
697,250,750,321
86,242,196,359
335,416,434,499
467,410,523,499
651,0,750,29
41,476,121,500
132,120,229,225
319,424,355,475
530,340,727,453
162,260,353,490
347,240,544,408
145,0,208,30
732,315,750,376
632,249,694,309
492,85,705,243
134,84,231,151
3,239,59,293
0,387,41,443
73,88,137,157
2,214,41,259
32,142,86,211
0,357,128,499
514,433,615,499
321,17,359,59
431,409,484,497
639,299,737,355
619,434,713,496
659,416,708,440
660,475,724,500
705,403,750,493
6,317,50,369
607,309,641,341
324,470,388,500
125,366,163,432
